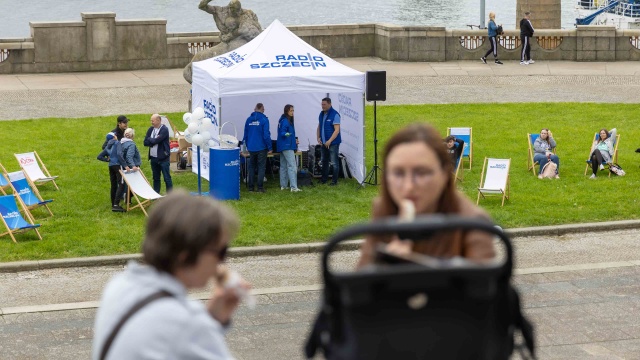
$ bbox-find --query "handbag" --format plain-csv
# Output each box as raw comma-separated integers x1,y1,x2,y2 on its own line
539,161,557,179
609,163,626,176
219,122,239,149
305,216,535,360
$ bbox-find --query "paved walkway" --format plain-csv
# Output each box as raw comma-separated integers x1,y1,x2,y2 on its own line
1,229,639,359
3,59,640,120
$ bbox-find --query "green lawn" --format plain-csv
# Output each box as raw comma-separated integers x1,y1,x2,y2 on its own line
0,103,639,262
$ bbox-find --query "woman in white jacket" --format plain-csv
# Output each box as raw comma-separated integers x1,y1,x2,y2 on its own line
589,128,617,179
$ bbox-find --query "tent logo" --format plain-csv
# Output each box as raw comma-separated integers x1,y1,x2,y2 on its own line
250,53,326,70
203,99,218,127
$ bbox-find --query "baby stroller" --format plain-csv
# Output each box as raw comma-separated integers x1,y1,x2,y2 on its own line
305,215,535,360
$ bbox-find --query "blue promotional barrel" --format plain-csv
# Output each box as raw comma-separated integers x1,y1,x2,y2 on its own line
209,147,240,200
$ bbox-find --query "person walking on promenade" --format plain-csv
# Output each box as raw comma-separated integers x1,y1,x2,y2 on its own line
316,97,341,186
92,190,250,360
144,114,173,194
243,103,272,193
277,104,301,192
481,12,503,65
520,12,535,65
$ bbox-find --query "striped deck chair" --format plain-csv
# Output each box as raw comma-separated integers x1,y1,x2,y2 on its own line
120,170,163,216
477,158,511,207
447,127,473,170
0,162,10,195
8,170,54,218
14,151,59,191
584,131,620,178
0,194,42,243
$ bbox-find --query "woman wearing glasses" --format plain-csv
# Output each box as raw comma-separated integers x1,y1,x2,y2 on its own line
357,124,495,268
93,190,249,360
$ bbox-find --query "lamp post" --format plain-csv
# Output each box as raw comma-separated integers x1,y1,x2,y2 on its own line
480,0,486,29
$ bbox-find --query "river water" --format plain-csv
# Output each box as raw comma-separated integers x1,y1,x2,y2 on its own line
1,0,578,38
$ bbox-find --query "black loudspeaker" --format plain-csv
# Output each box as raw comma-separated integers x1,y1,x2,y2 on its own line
366,70,386,101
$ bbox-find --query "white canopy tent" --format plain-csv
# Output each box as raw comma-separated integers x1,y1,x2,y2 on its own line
191,19,366,183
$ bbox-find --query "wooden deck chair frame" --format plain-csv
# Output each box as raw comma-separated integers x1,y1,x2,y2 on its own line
120,170,161,216
527,133,557,176
0,194,42,243
454,143,465,183
476,157,511,207
14,151,60,191
584,133,620,178
447,127,473,170
0,162,10,195
7,170,54,218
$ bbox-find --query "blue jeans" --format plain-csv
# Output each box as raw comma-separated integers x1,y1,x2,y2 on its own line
321,144,339,184
534,153,559,174
248,149,267,190
279,150,298,189
150,157,173,193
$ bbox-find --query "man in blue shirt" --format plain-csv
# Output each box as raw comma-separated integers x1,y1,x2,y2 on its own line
316,97,341,185
243,103,272,192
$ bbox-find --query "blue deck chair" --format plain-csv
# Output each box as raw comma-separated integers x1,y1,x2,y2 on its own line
584,131,620,177
526,133,557,176
0,162,10,195
7,170,54,218
0,194,42,243
447,127,473,170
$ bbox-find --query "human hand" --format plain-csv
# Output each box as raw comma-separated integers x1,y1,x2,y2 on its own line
125,166,131,172
325,140,332,148
317,137,322,144
208,268,252,324
548,131,553,138
268,150,273,154
132,166,140,172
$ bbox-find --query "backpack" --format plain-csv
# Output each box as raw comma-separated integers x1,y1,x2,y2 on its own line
609,163,625,176
539,161,557,179
496,25,504,35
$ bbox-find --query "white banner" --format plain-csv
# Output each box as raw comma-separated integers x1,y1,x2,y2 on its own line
192,82,219,179
191,146,211,182
330,92,365,183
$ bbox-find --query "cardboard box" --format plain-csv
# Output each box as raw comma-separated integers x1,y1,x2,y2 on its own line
178,135,189,152
170,150,179,163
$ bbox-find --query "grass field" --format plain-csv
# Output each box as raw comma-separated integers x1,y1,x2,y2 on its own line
0,103,638,262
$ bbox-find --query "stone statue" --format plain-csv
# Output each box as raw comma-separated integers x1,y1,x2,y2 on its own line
183,0,262,83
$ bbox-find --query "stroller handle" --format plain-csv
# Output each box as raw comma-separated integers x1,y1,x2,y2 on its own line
322,215,513,282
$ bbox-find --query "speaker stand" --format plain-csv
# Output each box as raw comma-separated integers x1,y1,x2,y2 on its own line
363,100,381,186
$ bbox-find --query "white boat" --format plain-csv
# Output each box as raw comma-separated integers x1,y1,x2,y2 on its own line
576,0,640,28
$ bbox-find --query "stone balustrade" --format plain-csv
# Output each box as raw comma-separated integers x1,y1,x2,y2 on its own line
1,13,640,74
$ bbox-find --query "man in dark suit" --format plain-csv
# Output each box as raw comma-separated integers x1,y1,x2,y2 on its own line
144,113,173,193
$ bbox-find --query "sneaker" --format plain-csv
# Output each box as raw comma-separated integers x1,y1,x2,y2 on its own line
589,174,596,179
495,60,503,65
290,187,302,192
520,61,528,65
248,188,255,192
257,188,266,193
555,175,560,179
263,177,268,182
281,187,287,190
599,164,605,171
538,174,543,179
112,205,126,213
528,59,535,64
481,57,487,64
329,183,337,186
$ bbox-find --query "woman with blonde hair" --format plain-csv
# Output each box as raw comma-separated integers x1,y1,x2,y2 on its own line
481,12,503,65
357,124,495,268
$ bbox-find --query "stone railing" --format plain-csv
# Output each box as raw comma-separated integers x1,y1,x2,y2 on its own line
2,13,640,74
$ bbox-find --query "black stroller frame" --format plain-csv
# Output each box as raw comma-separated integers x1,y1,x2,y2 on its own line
305,215,535,360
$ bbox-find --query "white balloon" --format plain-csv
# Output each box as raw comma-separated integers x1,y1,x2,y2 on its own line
200,118,212,130
200,131,211,141
182,112,192,125
192,107,205,121
187,122,199,134
208,139,217,148
192,134,204,146
202,143,210,152
185,132,193,143
183,128,191,136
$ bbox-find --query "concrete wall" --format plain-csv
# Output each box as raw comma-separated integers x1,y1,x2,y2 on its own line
1,13,640,75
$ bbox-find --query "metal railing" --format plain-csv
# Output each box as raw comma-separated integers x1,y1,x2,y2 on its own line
630,36,640,49
0,49,9,62
459,36,485,50
187,42,214,55
536,36,563,50
498,36,521,50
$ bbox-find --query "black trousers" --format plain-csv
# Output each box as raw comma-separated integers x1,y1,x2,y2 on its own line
520,36,531,61
109,165,124,205
591,150,605,175
483,36,498,59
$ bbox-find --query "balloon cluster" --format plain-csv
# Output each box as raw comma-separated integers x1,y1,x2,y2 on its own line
182,107,216,152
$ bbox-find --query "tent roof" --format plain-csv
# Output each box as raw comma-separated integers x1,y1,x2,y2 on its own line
192,20,365,96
